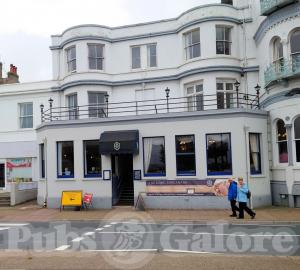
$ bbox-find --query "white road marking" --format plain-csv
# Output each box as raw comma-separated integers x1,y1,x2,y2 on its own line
0,223,29,227
84,232,95,236
110,222,117,225
55,245,70,251
164,249,222,255
82,249,157,253
95,231,300,237
71,237,84,242
103,224,112,228
95,228,104,231
0,227,9,231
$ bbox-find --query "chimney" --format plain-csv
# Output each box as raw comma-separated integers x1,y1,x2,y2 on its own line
6,64,19,84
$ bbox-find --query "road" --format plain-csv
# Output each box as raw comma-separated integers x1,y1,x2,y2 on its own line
0,220,299,256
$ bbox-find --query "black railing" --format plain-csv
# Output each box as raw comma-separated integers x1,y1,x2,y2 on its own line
41,92,260,122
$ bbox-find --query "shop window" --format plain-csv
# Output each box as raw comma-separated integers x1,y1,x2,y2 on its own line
176,135,196,175
84,140,102,177
57,141,74,178
277,119,288,163
206,133,232,175
249,133,262,174
143,137,166,176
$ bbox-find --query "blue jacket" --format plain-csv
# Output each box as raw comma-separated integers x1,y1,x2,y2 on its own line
228,181,237,201
237,183,249,203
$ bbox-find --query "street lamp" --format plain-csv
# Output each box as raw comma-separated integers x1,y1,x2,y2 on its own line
165,87,170,112
255,84,261,109
40,104,44,122
104,94,109,117
48,98,53,121
234,80,240,108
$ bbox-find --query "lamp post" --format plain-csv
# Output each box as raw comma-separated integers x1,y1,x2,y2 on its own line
255,84,261,109
48,98,53,121
40,104,44,123
165,87,170,113
105,94,109,117
234,80,241,108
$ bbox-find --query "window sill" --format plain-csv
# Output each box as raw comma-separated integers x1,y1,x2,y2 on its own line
56,177,75,181
207,172,232,176
144,174,166,178
83,177,103,181
250,174,265,179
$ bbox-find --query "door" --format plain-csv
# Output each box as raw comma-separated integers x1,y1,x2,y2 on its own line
0,164,5,188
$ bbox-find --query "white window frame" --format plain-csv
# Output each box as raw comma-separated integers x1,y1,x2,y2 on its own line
67,93,78,120
216,80,235,109
66,46,76,73
147,44,157,68
216,25,232,55
276,119,288,164
273,38,284,72
19,102,33,129
131,46,141,69
88,92,107,118
88,43,104,70
185,82,204,112
184,28,201,60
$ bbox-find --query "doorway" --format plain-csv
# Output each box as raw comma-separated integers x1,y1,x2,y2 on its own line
0,164,5,189
111,154,134,206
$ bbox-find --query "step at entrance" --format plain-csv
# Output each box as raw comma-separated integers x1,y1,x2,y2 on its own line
0,193,10,206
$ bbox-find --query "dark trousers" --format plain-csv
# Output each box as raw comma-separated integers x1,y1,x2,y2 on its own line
238,202,255,218
230,200,239,216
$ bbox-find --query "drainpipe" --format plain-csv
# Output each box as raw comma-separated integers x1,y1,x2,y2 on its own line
43,137,48,208
244,125,252,208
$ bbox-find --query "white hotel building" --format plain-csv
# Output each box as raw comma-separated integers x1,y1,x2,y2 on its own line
0,0,300,208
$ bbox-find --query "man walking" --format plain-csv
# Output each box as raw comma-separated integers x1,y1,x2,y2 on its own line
236,177,256,219
228,178,239,217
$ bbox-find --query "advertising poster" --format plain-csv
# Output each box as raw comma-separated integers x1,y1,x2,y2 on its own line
6,158,32,183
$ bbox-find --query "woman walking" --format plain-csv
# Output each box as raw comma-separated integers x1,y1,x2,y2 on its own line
236,177,256,219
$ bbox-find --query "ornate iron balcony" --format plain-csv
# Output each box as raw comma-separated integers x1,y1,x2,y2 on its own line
264,55,300,86
260,0,297,15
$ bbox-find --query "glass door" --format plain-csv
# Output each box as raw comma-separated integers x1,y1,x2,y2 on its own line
0,164,5,188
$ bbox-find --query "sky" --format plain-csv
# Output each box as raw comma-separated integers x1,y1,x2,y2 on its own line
0,0,218,82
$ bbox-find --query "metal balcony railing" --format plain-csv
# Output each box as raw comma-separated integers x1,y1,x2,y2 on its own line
260,0,297,15
264,54,300,86
40,91,261,123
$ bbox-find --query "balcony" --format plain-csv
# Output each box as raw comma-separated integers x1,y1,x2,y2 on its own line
260,0,297,16
41,91,261,123
264,55,300,87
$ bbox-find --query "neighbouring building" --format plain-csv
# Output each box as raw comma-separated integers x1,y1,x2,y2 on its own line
0,0,300,208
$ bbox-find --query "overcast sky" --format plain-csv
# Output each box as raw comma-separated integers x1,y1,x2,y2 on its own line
0,0,218,82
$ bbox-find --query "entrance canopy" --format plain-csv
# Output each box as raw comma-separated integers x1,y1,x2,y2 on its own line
99,130,139,155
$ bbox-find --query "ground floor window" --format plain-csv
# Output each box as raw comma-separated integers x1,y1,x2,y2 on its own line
176,135,196,175
249,133,262,175
57,141,74,178
206,133,232,175
277,119,288,163
84,140,102,177
294,117,300,163
143,137,166,176
40,144,45,178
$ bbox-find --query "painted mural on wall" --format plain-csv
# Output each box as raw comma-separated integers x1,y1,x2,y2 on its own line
146,179,229,196
6,158,32,183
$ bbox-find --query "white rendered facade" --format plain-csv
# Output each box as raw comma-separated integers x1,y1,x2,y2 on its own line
0,0,299,208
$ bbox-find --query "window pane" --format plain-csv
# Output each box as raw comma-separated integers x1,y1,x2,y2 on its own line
216,27,224,41
176,135,195,175
191,29,200,44
217,83,224,90
132,47,141,69
291,30,300,54
277,119,287,141
88,92,106,118
196,94,204,111
143,137,166,175
176,135,195,153
58,142,74,177
216,41,225,54
225,28,231,41
296,140,300,163
207,133,232,175
294,117,300,139
278,141,288,163
40,144,45,178
84,141,102,176
192,43,201,58
217,92,225,109
249,133,262,174
147,44,157,67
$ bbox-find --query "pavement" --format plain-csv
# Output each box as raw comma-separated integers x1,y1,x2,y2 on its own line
0,202,300,223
